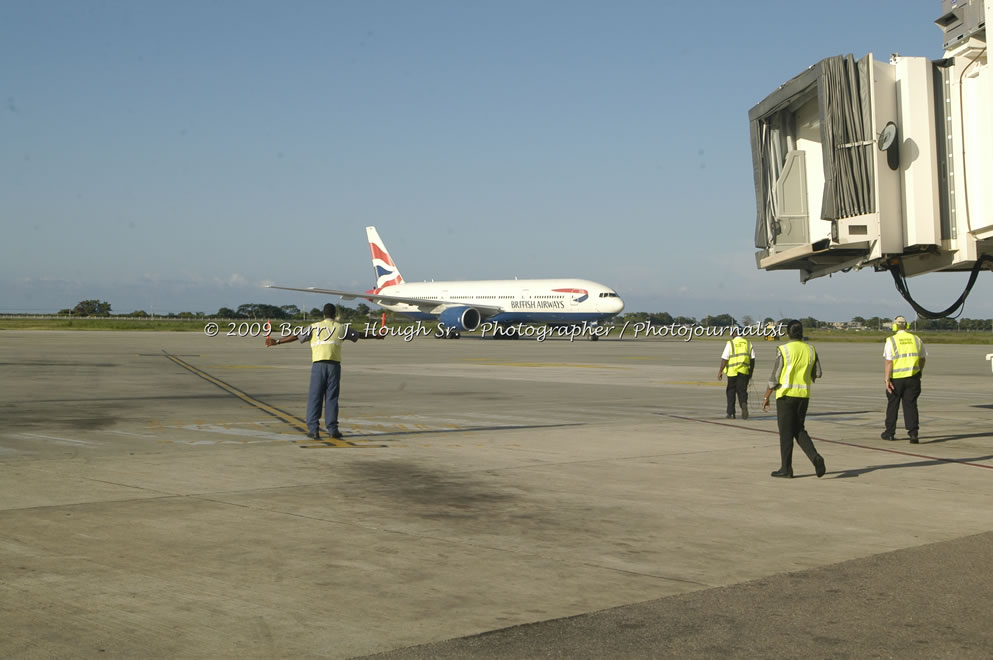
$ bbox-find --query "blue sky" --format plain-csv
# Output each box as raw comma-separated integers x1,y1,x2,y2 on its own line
3,0,990,321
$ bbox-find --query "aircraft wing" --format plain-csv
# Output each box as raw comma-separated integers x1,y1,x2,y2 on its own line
265,285,504,316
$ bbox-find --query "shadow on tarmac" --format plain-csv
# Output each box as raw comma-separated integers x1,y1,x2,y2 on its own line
833,454,993,478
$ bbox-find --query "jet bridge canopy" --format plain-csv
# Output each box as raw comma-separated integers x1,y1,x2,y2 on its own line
749,54,891,280
746,0,993,318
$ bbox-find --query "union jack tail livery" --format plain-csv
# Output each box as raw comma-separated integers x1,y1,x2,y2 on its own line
367,226,404,292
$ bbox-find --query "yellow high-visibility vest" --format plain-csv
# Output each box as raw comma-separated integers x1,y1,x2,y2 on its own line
887,330,923,379
724,336,753,376
308,319,344,362
776,340,816,399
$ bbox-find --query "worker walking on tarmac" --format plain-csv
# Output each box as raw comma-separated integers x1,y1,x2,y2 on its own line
717,330,756,419
761,319,826,479
267,303,381,440
881,315,927,443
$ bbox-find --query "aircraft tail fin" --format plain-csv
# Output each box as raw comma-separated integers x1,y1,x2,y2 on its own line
367,226,404,291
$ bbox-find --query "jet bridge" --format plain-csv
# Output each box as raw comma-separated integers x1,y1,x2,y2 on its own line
749,0,992,295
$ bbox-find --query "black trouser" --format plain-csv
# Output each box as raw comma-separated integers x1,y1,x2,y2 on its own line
885,373,922,435
725,374,750,416
776,395,820,471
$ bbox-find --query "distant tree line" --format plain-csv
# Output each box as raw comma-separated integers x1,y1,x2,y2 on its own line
850,315,992,331
616,312,992,331
218,303,377,323
52,300,993,330
54,300,382,321
617,313,774,327
58,299,113,316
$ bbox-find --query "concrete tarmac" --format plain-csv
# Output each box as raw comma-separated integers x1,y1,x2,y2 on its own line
1,329,992,658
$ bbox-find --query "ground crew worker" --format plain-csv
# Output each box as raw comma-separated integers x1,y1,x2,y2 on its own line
267,303,381,440
881,316,926,443
717,331,756,419
761,319,826,479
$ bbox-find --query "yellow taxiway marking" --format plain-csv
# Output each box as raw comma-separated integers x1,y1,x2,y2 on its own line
163,352,353,447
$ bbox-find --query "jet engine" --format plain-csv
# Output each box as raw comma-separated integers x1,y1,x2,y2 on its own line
438,306,481,332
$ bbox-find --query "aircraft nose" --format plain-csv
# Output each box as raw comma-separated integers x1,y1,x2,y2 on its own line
612,296,625,314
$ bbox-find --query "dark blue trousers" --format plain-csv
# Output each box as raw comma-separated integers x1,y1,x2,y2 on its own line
306,360,341,434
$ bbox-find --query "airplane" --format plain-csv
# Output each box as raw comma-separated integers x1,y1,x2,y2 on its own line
266,226,625,339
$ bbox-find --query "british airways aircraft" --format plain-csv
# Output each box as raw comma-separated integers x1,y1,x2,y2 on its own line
267,226,624,337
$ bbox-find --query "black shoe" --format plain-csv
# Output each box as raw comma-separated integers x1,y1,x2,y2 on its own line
814,455,826,478
880,431,895,441
306,431,320,440
741,405,749,420
726,414,735,419
329,430,343,440
909,432,919,444
771,469,793,478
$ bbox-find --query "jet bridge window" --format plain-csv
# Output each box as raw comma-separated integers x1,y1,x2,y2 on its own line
749,54,876,252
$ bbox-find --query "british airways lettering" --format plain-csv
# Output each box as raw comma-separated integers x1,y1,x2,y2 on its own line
511,300,566,309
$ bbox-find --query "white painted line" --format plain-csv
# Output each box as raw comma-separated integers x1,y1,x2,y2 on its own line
177,424,299,442
341,413,569,428
107,430,154,438
21,433,94,446
340,416,459,429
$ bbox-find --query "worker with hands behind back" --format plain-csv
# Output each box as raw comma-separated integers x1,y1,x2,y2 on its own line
718,331,756,419
881,315,926,443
